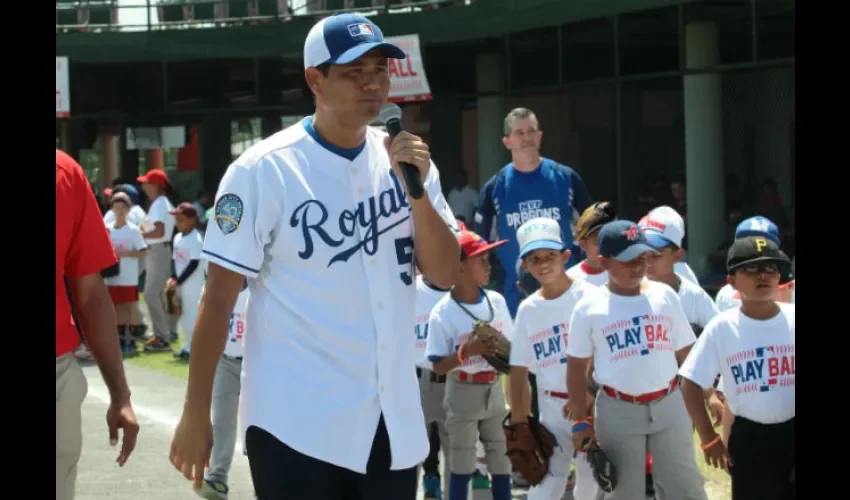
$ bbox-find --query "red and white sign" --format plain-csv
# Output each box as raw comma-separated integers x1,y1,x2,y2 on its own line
56,57,70,118
385,34,432,103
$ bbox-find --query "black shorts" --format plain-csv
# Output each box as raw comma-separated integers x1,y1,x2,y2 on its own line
728,416,794,500
245,415,416,500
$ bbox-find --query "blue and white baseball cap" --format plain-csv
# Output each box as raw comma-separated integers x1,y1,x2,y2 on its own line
638,205,685,249
517,217,566,259
735,216,780,244
303,13,406,70
597,220,658,262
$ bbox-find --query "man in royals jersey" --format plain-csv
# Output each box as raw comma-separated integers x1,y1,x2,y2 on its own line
474,107,593,318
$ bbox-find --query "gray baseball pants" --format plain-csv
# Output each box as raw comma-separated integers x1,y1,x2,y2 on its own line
593,387,707,500
206,355,243,485
443,374,511,476
418,369,450,494
143,243,177,340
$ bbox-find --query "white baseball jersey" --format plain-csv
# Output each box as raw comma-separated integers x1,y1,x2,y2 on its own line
715,283,796,312
413,276,449,371
425,290,514,374
670,274,719,330
510,280,596,393
172,229,205,296
566,280,696,395
567,261,698,288
104,205,147,227
224,282,250,359
679,304,795,424
143,195,175,245
104,222,146,287
201,119,456,474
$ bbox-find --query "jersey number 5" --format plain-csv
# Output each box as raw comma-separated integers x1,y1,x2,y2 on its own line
395,236,414,286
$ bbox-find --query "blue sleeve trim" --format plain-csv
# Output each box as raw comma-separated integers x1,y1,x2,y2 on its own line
427,355,444,363
202,250,261,274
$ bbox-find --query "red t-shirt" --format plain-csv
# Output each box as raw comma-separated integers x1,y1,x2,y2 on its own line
56,150,118,357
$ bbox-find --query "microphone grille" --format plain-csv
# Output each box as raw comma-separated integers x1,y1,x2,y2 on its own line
379,103,403,124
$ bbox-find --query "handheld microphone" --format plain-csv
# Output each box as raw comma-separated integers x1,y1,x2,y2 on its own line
379,103,426,200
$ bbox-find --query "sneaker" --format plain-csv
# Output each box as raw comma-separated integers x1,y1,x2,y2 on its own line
471,470,490,490
196,479,228,500
566,467,576,490
120,342,137,356
422,474,442,499
144,337,172,352
168,331,180,343
646,473,656,497
73,344,93,361
173,350,190,361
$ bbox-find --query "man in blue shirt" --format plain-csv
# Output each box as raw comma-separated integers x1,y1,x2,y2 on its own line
474,107,593,318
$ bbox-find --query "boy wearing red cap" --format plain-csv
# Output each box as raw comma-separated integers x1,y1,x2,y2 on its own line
425,230,514,500
138,169,177,351
166,202,205,360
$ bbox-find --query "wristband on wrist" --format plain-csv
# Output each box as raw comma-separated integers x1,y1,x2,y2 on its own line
700,435,721,450
572,420,591,433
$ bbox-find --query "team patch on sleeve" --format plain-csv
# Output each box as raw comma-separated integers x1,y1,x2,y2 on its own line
214,193,244,235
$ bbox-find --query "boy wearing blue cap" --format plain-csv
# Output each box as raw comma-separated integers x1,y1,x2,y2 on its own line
564,221,707,500
508,218,598,500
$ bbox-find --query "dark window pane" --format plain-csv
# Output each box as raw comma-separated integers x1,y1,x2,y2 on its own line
619,6,680,75
510,27,559,89
756,0,794,60
562,18,616,82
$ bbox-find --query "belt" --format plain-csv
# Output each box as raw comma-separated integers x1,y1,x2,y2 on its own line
416,367,446,384
544,390,569,400
602,377,679,404
223,354,243,361
454,371,499,384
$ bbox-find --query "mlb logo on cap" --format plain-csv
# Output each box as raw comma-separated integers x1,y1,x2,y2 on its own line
303,13,406,70
598,220,658,262
639,206,685,248
348,23,374,37
517,217,566,259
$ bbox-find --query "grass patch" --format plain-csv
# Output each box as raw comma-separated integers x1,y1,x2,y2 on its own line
126,337,191,379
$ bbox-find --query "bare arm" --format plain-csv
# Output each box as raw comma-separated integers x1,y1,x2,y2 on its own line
681,377,718,443
566,356,592,421
509,366,531,423
675,344,693,366
184,263,245,414
69,273,130,402
142,221,165,240
117,249,147,258
431,354,461,376
411,197,460,289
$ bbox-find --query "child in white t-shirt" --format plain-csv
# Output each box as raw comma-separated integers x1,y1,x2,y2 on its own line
565,220,707,500
425,229,514,500
566,202,616,287
166,202,205,360
104,192,148,354
679,236,795,500
508,218,598,500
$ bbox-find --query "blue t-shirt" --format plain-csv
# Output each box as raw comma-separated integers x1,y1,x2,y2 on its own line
474,158,593,317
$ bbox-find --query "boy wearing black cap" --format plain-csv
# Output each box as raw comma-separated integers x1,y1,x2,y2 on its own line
564,220,707,500
679,237,795,500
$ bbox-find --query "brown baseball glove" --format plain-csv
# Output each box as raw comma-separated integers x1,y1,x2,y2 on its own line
471,321,511,374
503,415,557,486
163,286,182,317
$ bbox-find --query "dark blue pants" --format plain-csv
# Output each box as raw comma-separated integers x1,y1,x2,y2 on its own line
246,415,416,500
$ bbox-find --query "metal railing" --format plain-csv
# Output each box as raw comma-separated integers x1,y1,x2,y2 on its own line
56,0,470,33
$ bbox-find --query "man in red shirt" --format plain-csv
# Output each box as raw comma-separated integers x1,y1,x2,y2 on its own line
56,150,141,500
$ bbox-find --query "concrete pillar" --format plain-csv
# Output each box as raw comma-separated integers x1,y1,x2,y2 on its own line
146,149,164,171
199,114,233,194
475,53,508,184
100,133,120,188
683,22,726,276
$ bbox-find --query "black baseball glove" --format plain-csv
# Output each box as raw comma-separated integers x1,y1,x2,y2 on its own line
585,439,617,493
471,321,511,374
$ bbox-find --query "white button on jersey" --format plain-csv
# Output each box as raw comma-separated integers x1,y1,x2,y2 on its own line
679,304,795,424
510,280,596,393
566,280,696,395
202,121,456,474
425,290,514,374
412,276,449,371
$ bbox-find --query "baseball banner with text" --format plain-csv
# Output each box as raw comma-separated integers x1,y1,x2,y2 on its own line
385,34,432,103
56,57,70,118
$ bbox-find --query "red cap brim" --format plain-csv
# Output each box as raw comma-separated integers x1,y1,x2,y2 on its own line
466,239,509,257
